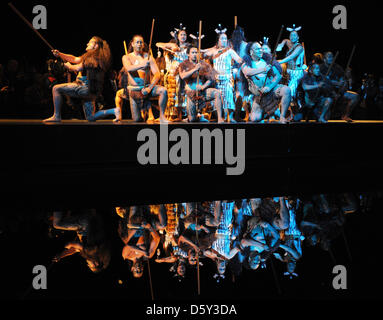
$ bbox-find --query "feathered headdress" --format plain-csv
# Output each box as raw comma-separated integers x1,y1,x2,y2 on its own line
261,36,269,46
169,264,184,282
284,271,298,279
215,24,227,34
189,32,205,40
170,23,187,39
286,24,302,32
213,273,225,283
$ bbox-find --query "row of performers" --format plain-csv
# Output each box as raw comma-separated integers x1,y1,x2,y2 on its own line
43,24,359,124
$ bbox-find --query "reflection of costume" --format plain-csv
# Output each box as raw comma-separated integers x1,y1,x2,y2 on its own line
213,48,235,111
212,201,234,257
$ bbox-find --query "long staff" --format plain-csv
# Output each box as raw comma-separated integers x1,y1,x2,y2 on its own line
144,18,156,88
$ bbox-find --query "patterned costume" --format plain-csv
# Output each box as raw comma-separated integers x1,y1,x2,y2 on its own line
213,48,236,111
285,43,305,99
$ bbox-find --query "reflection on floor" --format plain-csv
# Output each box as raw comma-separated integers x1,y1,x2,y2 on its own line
1,190,382,300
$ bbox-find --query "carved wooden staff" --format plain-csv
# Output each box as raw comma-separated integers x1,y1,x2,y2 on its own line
302,42,307,68
8,2,55,51
195,20,203,100
345,45,356,73
124,40,128,56
234,16,237,29
338,45,356,95
147,258,154,300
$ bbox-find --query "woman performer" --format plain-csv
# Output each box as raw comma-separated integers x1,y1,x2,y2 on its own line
156,24,192,121
203,24,243,123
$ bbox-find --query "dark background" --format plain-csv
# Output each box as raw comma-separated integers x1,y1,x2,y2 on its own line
1,0,381,80
1,0,383,310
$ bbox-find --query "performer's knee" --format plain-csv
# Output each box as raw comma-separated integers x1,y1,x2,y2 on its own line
283,86,292,99
159,86,168,98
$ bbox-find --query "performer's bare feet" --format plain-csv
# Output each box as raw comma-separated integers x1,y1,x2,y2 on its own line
43,116,61,123
318,117,327,123
279,117,288,124
113,108,122,123
341,115,353,123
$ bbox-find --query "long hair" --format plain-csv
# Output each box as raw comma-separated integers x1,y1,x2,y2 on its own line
81,36,112,72
231,26,246,54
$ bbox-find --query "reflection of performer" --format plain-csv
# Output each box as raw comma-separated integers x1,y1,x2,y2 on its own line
231,26,252,121
123,35,168,123
44,36,121,122
277,25,305,100
301,63,333,122
203,25,243,123
178,46,224,123
242,42,291,123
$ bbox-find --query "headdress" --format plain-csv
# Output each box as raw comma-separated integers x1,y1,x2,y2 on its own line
215,24,227,34
189,32,205,41
286,24,302,32
284,271,298,279
261,36,269,46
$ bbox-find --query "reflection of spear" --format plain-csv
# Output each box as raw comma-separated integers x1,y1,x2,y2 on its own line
147,259,154,301
195,215,201,295
8,2,55,51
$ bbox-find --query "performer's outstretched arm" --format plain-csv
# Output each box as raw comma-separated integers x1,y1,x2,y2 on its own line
122,54,149,73
64,62,83,73
52,50,82,64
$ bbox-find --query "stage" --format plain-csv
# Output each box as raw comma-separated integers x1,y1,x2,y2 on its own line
1,119,382,209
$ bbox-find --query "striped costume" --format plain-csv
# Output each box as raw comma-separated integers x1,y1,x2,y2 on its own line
286,43,305,99
213,48,236,111
211,201,234,257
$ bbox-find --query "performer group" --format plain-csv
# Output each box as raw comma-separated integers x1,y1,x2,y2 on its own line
43,22,360,124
